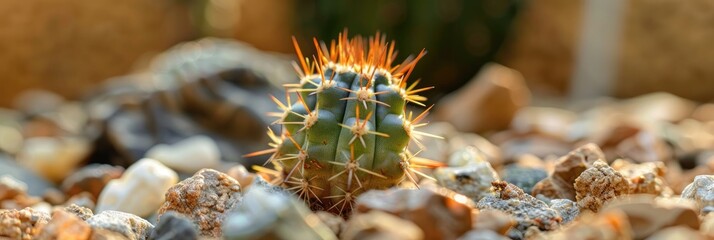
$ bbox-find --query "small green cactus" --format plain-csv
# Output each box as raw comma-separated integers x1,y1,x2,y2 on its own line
248,32,441,214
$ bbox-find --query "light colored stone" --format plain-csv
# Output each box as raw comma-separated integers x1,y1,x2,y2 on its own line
435,148,499,202
436,63,531,133
574,160,629,212
603,195,699,239
682,175,714,213
16,137,90,183
223,187,336,240
648,226,705,240
0,207,51,240
473,209,514,235
87,210,154,240
510,107,577,140
96,158,178,217
342,211,423,240
549,199,579,224
145,135,221,173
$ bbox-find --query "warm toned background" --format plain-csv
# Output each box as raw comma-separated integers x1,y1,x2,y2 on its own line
1,0,712,107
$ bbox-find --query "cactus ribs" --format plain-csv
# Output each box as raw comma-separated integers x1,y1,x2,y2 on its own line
246,31,444,215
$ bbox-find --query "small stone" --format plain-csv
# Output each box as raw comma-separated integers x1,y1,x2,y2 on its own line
648,226,705,240
355,188,474,240
158,169,241,238
16,137,90,183
543,210,633,240
145,135,221,173
226,164,255,189
63,204,93,221
149,211,198,240
64,192,96,210
36,209,91,240
574,160,629,212
476,181,561,239
436,63,531,133
473,209,514,235
0,207,51,240
603,195,699,239
501,165,547,194
615,131,673,163
342,211,423,240
459,229,509,240
315,211,344,236
532,143,604,200
435,148,499,202
548,199,579,224
62,164,124,202
223,187,336,240
0,175,27,200
449,133,504,167
96,159,178,217
692,103,714,122
611,159,671,196
681,175,714,213
0,155,54,196
620,92,696,123
510,107,577,140
87,210,154,240
91,228,131,240
42,188,66,206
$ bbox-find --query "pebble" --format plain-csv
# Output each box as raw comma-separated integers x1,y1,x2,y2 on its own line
96,158,178,217
647,226,705,240
0,207,51,240
477,181,561,239
459,229,510,240
226,164,255,189
36,209,91,240
145,135,221,173
223,187,336,240
548,199,579,224
574,160,629,212
510,107,577,140
473,209,515,235
87,210,154,240
149,211,198,240
611,159,671,196
541,210,632,240
532,143,604,200
355,187,473,240
436,63,531,133
61,164,124,201
158,169,241,237
64,204,94,221
602,195,699,239
0,154,54,196
435,148,500,202
615,131,673,163
16,137,90,183
681,175,714,213
342,211,423,240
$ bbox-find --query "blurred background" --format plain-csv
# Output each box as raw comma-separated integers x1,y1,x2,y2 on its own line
3,0,712,107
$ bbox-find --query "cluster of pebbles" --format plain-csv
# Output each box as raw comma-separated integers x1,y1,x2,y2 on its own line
2,41,714,239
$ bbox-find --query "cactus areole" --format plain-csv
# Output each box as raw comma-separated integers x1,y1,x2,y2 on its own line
248,32,441,214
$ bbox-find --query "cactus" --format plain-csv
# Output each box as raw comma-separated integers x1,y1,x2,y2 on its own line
248,32,442,214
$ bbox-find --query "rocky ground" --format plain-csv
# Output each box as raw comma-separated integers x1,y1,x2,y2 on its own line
1,40,714,240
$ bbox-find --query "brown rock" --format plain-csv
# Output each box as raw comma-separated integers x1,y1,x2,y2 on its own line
157,169,242,238
436,63,531,133
611,159,671,196
532,143,604,200
0,175,41,209
543,210,633,240
615,131,673,163
36,209,91,240
63,204,93,221
574,160,629,212
693,104,714,122
0,207,51,240
61,164,124,202
355,188,473,240
342,211,423,240
603,195,699,239
648,226,705,240
226,164,255,190
510,107,577,140
473,209,514,235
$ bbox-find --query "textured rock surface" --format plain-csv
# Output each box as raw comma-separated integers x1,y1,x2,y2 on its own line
602,195,699,239
532,143,603,200
87,210,154,240
682,175,714,213
158,169,241,238
61,164,124,201
342,211,423,240
223,187,336,240
96,158,178,217
149,211,198,240
436,63,531,133
574,160,629,212
477,181,561,239
36,209,91,240
611,159,671,196
0,207,51,240
548,199,579,224
436,148,500,202
64,204,93,221
145,135,221,173
355,188,473,240
502,165,547,194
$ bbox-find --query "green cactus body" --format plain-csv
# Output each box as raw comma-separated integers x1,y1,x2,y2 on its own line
251,32,439,214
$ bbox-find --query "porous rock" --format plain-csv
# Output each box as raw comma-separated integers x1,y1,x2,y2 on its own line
574,160,629,212
149,211,198,240
532,143,604,200
435,148,499,202
682,175,714,214
0,207,51,240
87,210,154,240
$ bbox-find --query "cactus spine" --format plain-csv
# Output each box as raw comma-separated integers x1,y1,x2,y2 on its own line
249,32,440,214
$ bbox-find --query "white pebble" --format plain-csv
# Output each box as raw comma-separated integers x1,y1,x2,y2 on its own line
145,135,220,173
96,158,178,217
17,137,89,182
